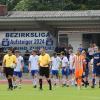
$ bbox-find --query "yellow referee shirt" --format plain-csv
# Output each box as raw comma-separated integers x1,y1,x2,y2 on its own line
39,53,51,67
3,54,17,68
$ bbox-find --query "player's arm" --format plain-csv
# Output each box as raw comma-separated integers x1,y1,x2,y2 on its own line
96,62,100,66
83,59,86,72
72,57,75,68
59,58,62,69
89,58,94,72
2,55,6,67
28,57,31,72
38,56,41,67
13,55,17,64
50,57,52,69
1,55,6,73
47,54,51,67
21,58,24,72
12,55,17,68
28,61,31,72
64,57,68,68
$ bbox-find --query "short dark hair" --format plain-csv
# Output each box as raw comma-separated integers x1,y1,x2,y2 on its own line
32,49,37,53
15,50,20,53
61,51,65,55
8,47,13,51
53,52,57,56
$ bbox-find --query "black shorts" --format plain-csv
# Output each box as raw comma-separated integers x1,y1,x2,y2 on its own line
4,67,14,78
39,67,50,78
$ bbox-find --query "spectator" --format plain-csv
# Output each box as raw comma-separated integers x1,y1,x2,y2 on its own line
88,43,94,59
78,44,84,52
23,50,30,73
68,44,73,50
93,43,98,53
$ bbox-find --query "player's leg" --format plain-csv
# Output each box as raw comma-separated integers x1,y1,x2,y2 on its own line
85,69,89,87
98,76,100,88
7,68,14,90
45,67,52,90
58,68,62,85
62,68,66,86
78,69,83,88
31,70,36,88
55,70,59,85
75,70,82,89
72,69,75,86
52,70,58,86
39,67,43,90
66,68,69,87
18,72,22,89
13,71,17,89
33,70,38,88
96,68,100,88
51,70,55,85
69,69,75,86
91,68,96,88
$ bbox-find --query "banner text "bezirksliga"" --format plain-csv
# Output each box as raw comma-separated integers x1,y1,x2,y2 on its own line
5,32,50,38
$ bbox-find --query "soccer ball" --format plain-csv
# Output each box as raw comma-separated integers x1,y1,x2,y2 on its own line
11,63,16,68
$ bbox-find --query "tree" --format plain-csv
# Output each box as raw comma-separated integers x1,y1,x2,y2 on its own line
1,0,99,11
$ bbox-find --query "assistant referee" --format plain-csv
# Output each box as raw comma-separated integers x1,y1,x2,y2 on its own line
38,48,52,90
2,48,17,90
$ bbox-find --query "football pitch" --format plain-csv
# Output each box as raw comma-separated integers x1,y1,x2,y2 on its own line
0,85,100,100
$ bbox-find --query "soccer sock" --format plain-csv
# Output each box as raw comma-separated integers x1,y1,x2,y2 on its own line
13,81,17,87
52,77,55,85
92,78,95,86
99,80,100,87
82,79,85,84
86,81,89,85
19,83,21,87
34,78,37,86
71,79,75,85
8,78,13,88
56,79,58,85
39,79,42,89
62,78,66,85
47,79,52,90
32,79,36,86
77,78,82,87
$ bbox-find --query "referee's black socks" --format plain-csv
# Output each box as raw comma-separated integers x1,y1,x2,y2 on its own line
8,78,13,89
48,79,52,90
39,79,42,90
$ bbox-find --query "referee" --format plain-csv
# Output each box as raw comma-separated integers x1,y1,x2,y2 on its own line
2,48,17,90
38,48,52,90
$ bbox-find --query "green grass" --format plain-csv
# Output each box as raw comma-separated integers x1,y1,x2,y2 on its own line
0,85,100,100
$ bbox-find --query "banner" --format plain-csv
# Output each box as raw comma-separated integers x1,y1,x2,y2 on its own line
0,31,57,53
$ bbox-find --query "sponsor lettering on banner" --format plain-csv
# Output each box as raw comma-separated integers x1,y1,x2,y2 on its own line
0,31,57,53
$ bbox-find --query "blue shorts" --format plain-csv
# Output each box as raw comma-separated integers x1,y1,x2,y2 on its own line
62,67,69,76
13,71,22,78
93,67,100,76
31,70,38,76
52,70,58,76
93,68,96,74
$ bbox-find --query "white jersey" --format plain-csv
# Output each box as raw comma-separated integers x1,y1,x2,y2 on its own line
14,56,23,72
51,56,61,70
69,53,75,69
61,56,68,68
88,47,94,56
29,55,39,70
